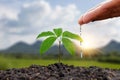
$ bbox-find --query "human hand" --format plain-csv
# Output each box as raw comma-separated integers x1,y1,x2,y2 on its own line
78,0,120,25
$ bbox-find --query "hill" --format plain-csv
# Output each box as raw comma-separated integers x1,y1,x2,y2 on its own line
0,40,120,55
101,40,120,52
0,41,69,55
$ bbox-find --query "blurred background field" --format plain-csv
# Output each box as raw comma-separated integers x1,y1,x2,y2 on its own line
0,51,120,70
0,40,120,70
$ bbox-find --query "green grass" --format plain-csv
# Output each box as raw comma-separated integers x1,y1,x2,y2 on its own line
0,56,120,70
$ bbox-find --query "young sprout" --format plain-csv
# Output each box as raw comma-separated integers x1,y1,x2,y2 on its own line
37,28,83,63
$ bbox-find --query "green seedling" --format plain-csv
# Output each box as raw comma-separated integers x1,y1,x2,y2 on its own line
37,28,83,63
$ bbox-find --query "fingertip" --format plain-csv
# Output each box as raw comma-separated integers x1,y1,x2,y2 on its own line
78,20,83,25
78,16,84,25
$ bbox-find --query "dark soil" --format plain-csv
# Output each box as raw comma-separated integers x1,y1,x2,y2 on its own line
0,63,120,80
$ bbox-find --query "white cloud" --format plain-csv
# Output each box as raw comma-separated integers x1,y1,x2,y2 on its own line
0,5,18,20
50,4,80,24
0,0,80,49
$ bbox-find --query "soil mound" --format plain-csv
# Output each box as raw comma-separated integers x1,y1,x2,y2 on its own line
0,63,120,80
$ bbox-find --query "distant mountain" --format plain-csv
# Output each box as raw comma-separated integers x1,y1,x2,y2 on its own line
0,40,120,55
0,41,41,54
0,41,69,55
100,40,120,52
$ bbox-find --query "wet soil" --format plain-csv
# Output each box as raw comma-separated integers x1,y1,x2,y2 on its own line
0,63,120,80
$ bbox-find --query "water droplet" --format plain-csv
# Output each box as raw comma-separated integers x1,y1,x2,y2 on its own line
80,51,83,58
80,25,83,58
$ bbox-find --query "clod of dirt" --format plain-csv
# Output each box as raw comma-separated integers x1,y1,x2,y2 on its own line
0,63,120,80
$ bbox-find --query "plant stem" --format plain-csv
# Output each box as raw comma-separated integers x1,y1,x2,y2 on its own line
58,40,61,63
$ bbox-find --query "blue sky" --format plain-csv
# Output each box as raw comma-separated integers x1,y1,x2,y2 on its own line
47,0,104,12
0,0,120,49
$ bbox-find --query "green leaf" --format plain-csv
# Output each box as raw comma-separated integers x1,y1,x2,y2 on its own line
62,31,83,42
53,28,62,37
62,37,75,55
40,37,57,54
37,31,55,39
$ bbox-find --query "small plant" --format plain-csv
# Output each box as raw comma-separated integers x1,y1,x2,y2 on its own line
37,28,83,62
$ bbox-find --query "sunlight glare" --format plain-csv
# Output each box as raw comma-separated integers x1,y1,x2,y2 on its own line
75,35,100,57
82,41,92,49
81,36,96,49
